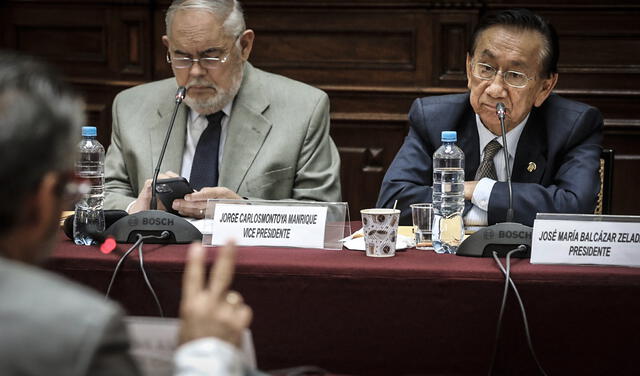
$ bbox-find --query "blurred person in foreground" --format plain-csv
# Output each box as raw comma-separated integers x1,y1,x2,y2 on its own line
105,0,341,218
0,50,258,375
377,8,603,227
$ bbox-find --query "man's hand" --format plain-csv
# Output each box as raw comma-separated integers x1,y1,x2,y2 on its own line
173,187,242,218
464,180,478,201
179,241,252,347
127,171,178,214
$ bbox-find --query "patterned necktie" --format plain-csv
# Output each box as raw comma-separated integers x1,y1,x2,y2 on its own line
190,111,224,191
475,139,503,180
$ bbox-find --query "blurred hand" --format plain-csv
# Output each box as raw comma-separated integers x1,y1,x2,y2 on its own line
127,171,178,214
178,241,252,347
173,187,242,218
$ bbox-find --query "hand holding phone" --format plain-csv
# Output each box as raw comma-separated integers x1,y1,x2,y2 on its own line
155,177,194,216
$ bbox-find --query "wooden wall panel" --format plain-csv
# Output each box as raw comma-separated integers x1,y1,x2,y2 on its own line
116,8,152,78
542,10,640,91
331,116,408,214
432,11,477,86
247,9,431,87
72,82,126,148
6,6,110,78
5,4,152,82
153,3,172,79
2,0,640,220
602,128,640,215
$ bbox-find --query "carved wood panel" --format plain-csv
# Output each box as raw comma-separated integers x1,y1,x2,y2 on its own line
542,10,640,91
5,5,109,78
2,0,640,218
433,11,477,86
116,8,152,78
73,82,131,147
246,8,431,86
3,2,153,82
331,115,408,219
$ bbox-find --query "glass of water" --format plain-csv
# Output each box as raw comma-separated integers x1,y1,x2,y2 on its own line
410,203,433,250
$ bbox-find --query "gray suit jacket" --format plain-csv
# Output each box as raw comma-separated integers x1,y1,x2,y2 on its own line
105,63,341,210
0,256,139,376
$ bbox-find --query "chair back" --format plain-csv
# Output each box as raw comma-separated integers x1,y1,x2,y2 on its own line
595,148,614,215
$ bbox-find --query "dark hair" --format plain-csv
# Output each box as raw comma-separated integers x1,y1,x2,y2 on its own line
468,8,559,78
0,50,84,233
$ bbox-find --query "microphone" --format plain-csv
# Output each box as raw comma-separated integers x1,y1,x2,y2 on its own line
456,102,532,258
150,86,186,210
496,102,514,222
104,86,201,244
496,102,506,120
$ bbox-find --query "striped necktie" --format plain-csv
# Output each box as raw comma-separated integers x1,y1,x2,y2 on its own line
475,139,502,180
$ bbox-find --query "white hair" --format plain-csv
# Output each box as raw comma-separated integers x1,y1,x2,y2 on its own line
165,0,246,39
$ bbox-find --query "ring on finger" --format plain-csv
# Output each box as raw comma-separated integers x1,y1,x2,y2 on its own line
225,291,242,305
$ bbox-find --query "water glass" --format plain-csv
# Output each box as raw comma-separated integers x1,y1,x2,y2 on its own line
410,203,433,250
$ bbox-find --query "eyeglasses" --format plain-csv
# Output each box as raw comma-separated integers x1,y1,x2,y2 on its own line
471,61,535,88
166,52,230,70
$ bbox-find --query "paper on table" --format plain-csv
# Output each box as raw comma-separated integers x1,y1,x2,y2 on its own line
185,218,213,234
342,226,415,251
124,316,256,376
60,210,74,226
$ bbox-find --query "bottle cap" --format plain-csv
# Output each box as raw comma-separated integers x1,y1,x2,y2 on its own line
82,126,97,137
441,131,457,142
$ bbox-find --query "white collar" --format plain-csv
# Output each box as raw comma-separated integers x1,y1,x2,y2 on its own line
475,113,529,159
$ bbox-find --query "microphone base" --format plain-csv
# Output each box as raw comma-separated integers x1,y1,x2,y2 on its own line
104,210,202,244
456,222,532,258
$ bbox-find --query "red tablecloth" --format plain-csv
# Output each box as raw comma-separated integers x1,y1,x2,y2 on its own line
47,228,640,375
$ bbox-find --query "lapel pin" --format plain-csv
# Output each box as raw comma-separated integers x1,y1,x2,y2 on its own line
527,162,537,173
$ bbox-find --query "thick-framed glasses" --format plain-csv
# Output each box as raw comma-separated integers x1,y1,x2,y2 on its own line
471,61,535,88
166,52,230,70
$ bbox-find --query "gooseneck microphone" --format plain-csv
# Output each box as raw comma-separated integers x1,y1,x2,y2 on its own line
150,87,186,210
456,102,532,258
496,102,514,222
104,86,201,244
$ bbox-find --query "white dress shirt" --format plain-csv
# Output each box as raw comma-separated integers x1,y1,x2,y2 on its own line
174,337,245,376
464,113,529,226
125,102,234,213
180,101,234,181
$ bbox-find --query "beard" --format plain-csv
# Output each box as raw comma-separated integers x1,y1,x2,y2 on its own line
183,61,244,115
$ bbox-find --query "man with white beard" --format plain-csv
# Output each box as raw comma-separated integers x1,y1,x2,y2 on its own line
105,0,341,217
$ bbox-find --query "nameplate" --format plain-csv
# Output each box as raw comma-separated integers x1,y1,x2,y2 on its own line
531,214,640,267
210,203,328,248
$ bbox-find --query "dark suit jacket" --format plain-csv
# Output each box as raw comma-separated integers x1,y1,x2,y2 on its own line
376,93,603,226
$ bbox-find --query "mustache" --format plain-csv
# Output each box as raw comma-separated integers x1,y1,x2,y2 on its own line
185,80,218,91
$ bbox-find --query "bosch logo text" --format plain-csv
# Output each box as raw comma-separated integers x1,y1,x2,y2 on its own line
143,217,174,226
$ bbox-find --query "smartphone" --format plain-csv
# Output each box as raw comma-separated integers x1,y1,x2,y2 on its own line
155,177,194,216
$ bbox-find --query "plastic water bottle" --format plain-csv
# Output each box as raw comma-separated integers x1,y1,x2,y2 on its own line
73,126,105,245
432,131,465,254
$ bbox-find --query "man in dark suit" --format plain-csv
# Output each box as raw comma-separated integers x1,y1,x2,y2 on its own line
377,9,603,227
0,50,257,375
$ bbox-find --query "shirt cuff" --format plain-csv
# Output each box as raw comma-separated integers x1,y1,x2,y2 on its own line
125,200,136,214
174,337,244,376
471,177,496,212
